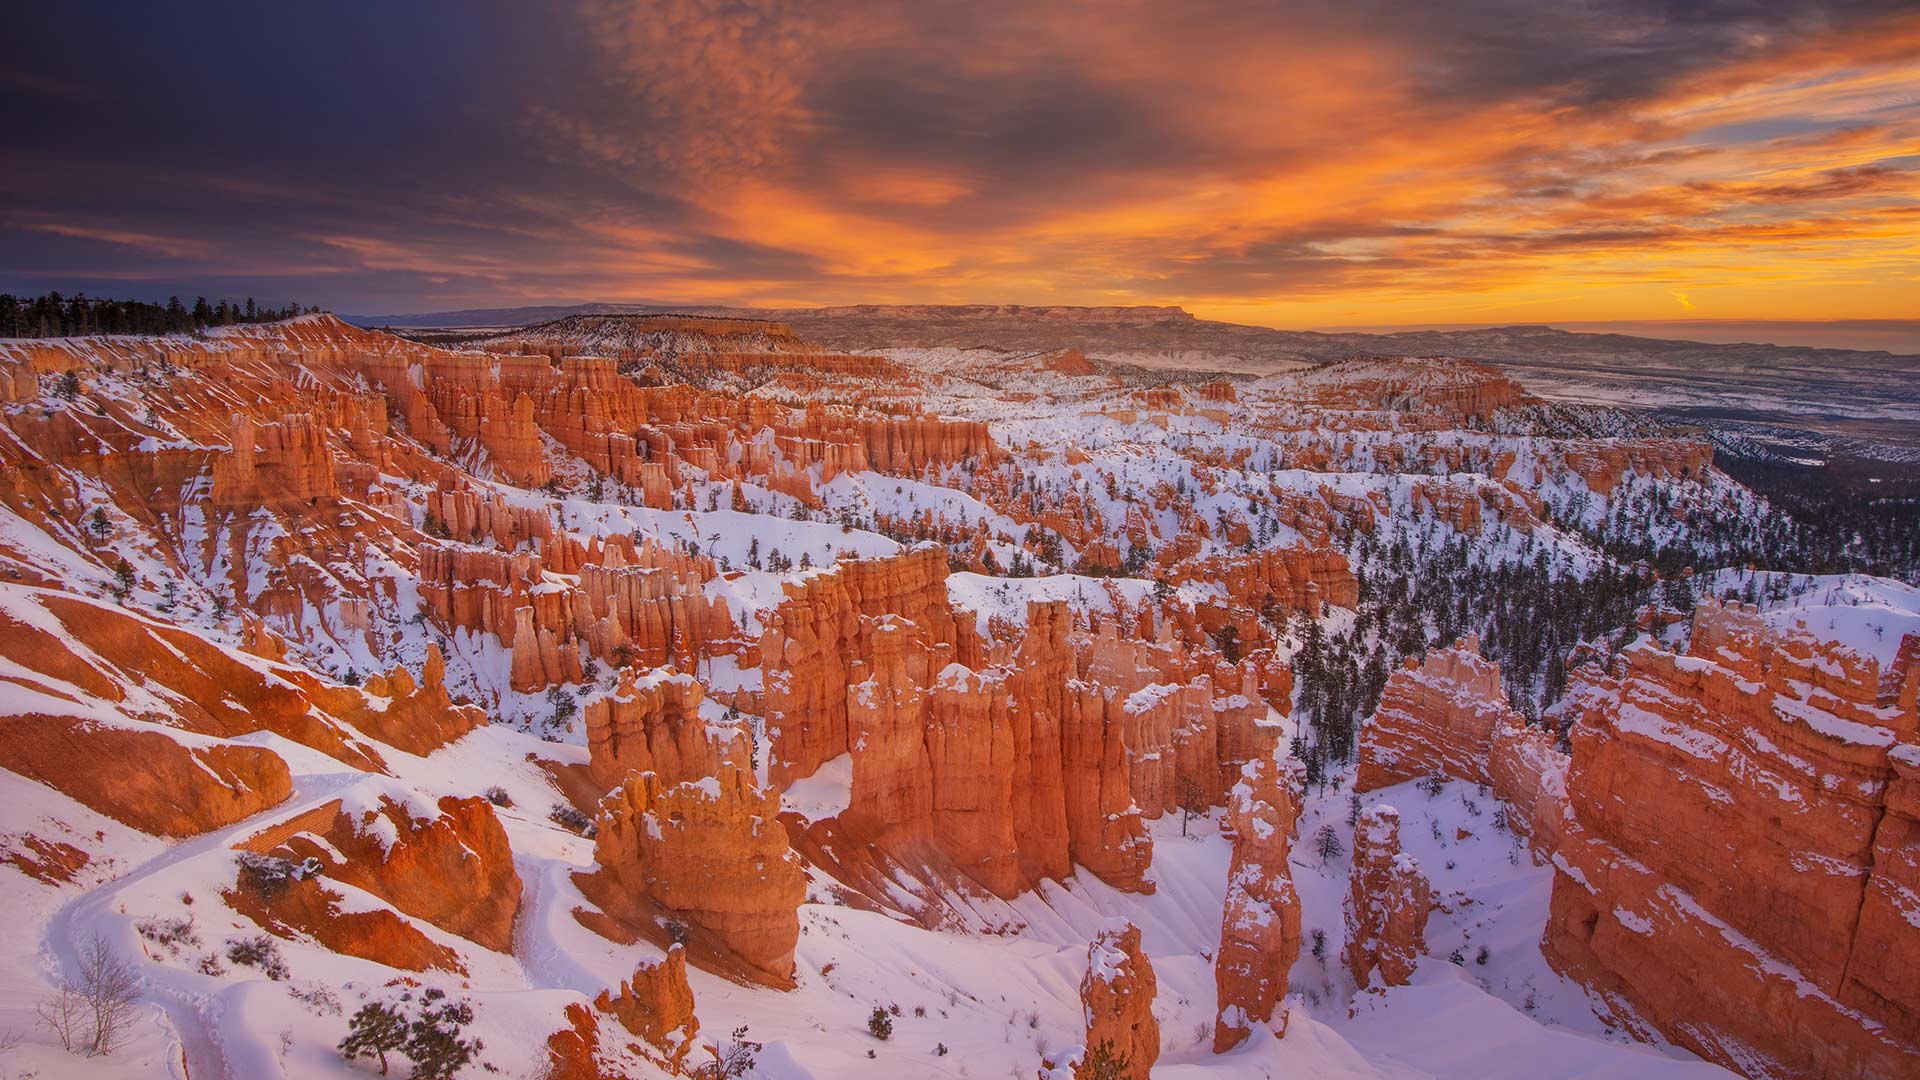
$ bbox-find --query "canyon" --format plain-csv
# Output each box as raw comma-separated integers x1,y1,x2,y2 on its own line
0,312,1912,1080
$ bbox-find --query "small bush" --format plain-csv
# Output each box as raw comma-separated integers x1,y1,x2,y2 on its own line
136,914,201,955
1416,774,1445,798
290,982,343,1016
1080,1039,1133,1080
234,851,304,902
226,934,290,981
483,785,512,808
867,1007,893,1041
703,1024,761,1078
548,804,597,837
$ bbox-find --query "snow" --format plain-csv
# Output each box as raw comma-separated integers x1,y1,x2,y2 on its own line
1698,571,1920,668
0,323,1851,1079
782,754,854,822
948,572,1153,627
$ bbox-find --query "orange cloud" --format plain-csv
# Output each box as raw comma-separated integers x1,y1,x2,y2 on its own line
7,2,1916,322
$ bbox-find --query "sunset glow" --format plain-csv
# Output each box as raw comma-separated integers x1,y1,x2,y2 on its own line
3,2,1917,326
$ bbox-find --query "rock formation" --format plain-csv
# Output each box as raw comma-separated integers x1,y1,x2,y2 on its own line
925,661,1023,898
1076,922,1159,1078
1544,600,1920,1079
544,1004,610,1080
321,644,486,756
1289,356,1532,421
1169,546,1359,620
581,764,807,988
840,616,938,849
1345,805,1432,990
211,413,338,509
0,717,292,837
1062,682,1155,893
760,545,967,784
237,790,521,952
223,849,464,973
594,944,701,1072
585,669,748,790
1213,754,1304,1052
764,557,1315,906
1356,636,1513,792
1358,637,1570,857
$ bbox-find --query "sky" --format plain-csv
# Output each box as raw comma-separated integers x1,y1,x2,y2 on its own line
3,1,1918,330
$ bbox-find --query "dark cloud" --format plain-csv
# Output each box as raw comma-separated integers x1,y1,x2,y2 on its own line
1,1,1915,319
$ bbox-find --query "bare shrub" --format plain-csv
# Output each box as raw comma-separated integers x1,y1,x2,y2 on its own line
37,934,142,1056
226,934,290,981
34,983,87,1053
136,914,201,956
547,804,597,837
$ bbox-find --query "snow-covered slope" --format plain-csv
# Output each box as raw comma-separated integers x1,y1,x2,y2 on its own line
4,316,1903,1079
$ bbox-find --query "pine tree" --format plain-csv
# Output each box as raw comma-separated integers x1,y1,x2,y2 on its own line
1314,823,1344,862
339,1002,408,1075
1078,1039,1133,1080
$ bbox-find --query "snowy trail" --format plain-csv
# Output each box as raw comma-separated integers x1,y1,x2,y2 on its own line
38,765,380,1080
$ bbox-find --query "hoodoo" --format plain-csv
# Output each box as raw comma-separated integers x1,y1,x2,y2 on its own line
0,292,1910,1080
581,765,807,988
1213,754,1305,1052
1345,805,1432,990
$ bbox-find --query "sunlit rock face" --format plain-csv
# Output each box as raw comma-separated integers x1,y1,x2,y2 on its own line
582,763,808,988
594,944,701,1072
1357,636,1571,857
1344,804,1432,990
1075,921,1159,1077
1212,754,1304,1052
1545,599,1920,1079
236,790,522,953
585,667,748,790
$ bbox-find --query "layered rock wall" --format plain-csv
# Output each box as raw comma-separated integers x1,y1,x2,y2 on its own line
1358,637,1570,856
1544,600,1920,1079
584,764,806,988
585,669,748,790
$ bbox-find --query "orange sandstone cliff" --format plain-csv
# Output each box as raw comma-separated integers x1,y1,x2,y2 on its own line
1544,600,1920,1079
